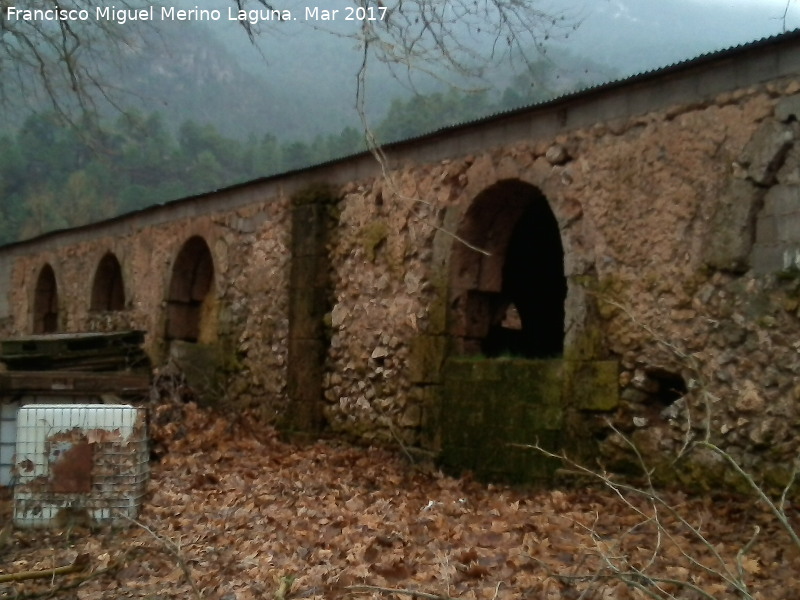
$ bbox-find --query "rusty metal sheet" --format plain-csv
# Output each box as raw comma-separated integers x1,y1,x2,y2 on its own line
49,440,93,493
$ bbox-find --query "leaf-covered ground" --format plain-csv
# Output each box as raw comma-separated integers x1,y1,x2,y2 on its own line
2,402,800,600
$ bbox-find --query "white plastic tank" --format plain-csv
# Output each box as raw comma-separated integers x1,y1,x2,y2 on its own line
0,401,19,486
13,404,148,528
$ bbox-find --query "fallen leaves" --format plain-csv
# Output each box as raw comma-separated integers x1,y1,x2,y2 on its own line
2,402,800,600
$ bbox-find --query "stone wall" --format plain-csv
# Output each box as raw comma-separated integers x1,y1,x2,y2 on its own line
0,191,292,419
319,75,800,486
3,33,800,488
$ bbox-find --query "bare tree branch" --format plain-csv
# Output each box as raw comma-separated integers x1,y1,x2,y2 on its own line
2,0,575,125
783,0,793,31
352,0,576,87
0,0,152,123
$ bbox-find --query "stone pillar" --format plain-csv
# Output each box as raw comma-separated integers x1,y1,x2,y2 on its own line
284,185,338,435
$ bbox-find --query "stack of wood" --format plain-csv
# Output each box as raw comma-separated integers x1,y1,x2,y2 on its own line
0,331,151,400
0,331,150,373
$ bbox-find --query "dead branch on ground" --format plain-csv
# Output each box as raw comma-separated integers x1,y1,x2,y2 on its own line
0,553,90,583
118,513,204,600
274,574,295,600
346,584,459,599
2,550,135,600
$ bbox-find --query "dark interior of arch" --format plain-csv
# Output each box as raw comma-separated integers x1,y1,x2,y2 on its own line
90,252,125,311
487,195,567,358
451,180,566,358
165,236,214,342
33,264,58,334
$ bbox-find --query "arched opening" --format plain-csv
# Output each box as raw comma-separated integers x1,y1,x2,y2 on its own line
449,180,566,358
165,236,214,343
33,264,59,334
90,252,125,312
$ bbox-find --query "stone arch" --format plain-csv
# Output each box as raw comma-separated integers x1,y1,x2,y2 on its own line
33,263,59,334
165,236,215,343
449,179,566,358
90,252,125,312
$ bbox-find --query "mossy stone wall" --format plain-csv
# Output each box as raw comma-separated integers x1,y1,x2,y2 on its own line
439,357,618,484
284,186,338,435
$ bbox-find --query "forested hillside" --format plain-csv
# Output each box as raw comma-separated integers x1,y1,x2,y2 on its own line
0,52,612,246
0,112,360,244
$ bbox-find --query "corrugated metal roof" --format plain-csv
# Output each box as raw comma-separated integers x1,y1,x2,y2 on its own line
389,28,800,142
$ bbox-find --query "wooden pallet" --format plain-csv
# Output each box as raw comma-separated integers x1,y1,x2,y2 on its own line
0,370,150,397
0,331,149,372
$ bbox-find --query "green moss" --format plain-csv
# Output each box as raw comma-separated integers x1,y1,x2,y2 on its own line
564,360,619,411
761,465,797,493
440,357,566,484
757,314,777,328
564,321,606,361
408,335,447,384
290,182,340,207
623,449,756,496
358,220,388,263
425,273,449,335
575,274,626,320
776,265,800,282
780,295,799,313
169,340,243,407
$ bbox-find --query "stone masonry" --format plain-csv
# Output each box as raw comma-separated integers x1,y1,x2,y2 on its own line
3,32,800,488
